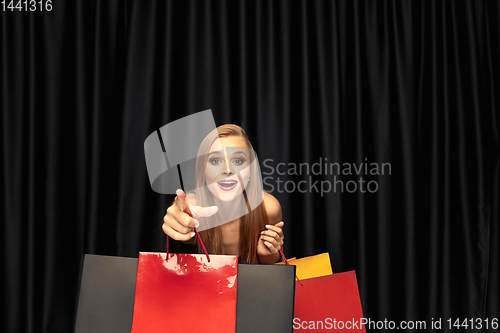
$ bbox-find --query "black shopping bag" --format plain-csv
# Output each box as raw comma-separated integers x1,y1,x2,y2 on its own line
236,264,296,333
74,254,138,333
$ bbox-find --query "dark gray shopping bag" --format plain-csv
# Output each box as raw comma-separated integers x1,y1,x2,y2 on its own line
236,264,296,333
74,254,138,333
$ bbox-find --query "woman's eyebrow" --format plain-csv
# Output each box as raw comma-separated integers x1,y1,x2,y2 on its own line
208,151,222,156
231,150,247,155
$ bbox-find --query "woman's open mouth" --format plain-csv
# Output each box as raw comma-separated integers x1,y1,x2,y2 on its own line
217,179,238,191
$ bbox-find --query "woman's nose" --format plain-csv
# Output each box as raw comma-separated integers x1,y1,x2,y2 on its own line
222,162,234,175
223,168,234,175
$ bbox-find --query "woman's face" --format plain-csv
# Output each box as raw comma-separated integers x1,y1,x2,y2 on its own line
205,136,252,202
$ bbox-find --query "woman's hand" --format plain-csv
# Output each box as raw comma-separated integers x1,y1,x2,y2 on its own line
162,189,218,241
257,221,285,262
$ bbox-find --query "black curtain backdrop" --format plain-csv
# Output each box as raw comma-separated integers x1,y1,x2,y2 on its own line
1,1,499,332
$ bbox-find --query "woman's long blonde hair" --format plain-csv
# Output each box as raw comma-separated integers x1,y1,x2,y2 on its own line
195,124,268,264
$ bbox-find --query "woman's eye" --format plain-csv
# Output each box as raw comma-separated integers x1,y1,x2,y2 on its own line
233,158,246,165
209,158,222,165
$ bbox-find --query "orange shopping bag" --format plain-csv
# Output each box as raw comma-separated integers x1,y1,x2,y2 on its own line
276,252,333,280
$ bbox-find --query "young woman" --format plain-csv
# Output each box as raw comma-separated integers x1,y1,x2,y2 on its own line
162,124,284,264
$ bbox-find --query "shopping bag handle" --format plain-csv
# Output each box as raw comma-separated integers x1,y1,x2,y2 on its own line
166,166,211,262
280,249,303,286
165,228,210,262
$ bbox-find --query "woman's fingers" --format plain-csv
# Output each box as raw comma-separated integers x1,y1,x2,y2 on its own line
262,222,285,240
265,222,284,237
258,220,285,254
174,188,218,222
163,189,220,239
263,241,279,254
162,224,196,241
260,235,283,247
166,203,197,228
175,189,189,212
163,214,194,234
164,190,199,239
261,229,277,238
190,205,218,219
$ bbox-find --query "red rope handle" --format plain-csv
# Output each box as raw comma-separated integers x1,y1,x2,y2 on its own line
280,249,303,286
165,230,210,262
165,214,210,262
194,227,210,262
166,234,169,259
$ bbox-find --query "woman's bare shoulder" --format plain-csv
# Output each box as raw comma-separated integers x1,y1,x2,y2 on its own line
263,192,282,224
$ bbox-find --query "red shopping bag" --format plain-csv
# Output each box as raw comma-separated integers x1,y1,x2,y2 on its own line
294,271,366,332
131,252,238,333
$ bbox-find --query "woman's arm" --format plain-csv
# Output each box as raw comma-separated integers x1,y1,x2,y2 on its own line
257,192,285,264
